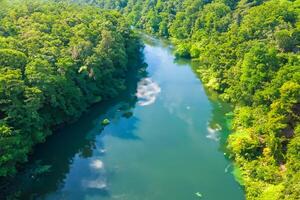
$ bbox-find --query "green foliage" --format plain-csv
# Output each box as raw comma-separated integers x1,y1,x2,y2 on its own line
0,0,142,177
101,118,110,126
1,0,299,199
258,184,284,200
95,0,300,199
0,49,27,69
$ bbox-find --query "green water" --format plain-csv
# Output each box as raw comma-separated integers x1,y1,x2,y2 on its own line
6,36,244,200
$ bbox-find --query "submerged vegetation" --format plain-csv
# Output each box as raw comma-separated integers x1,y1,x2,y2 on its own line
0,0,142,178
92,0,300,199
101,118,110,125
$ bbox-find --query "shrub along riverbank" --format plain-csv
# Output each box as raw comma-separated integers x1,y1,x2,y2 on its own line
0,0,299,199
0,0,143,177
91,0,300,199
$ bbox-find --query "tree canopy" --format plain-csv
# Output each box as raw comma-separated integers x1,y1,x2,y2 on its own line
0,0,299,199
0,0,142,177
93,0,300,199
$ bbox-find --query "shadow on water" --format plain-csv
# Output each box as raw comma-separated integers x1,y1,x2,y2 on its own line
188,58,240,183
164,41,234,151
189,60,234,152
1,35,244,199
145,34,235,156
163,39,239,181
143,35,244,198
0,49,148,200
141,34,172,51
173,51,234,148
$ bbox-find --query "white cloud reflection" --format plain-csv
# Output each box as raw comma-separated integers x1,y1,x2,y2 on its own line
136,78,161,106
90,159,104,170
82,178,107,189
206,124,222,142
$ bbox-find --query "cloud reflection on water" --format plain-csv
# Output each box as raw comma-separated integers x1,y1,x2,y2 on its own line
82,178,107,190
90,159,104,170
136,78,161,106
206,124,222,142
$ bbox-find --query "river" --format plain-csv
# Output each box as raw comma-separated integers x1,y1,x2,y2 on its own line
5,36,244,200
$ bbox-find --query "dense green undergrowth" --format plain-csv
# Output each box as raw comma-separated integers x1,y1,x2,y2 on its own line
91,0,300,199
0,0,142,177
0,0,299,199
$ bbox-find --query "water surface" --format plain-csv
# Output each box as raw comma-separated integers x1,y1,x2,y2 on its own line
6,36,244,200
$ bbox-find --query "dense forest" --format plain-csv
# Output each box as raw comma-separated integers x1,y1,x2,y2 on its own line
0,0,142,178
90,0,300,199
0,0,299,199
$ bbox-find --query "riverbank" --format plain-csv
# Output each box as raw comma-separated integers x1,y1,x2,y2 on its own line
0,1,145,180
1,36,245,200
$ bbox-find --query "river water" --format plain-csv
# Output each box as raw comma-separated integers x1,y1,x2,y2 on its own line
7,36,244,200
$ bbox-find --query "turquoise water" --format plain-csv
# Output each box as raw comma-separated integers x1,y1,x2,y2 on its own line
5,36,244,200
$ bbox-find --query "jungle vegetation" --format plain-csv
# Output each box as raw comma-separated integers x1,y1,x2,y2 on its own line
0,0,299,199
0,0,142,178
91,0,300,199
